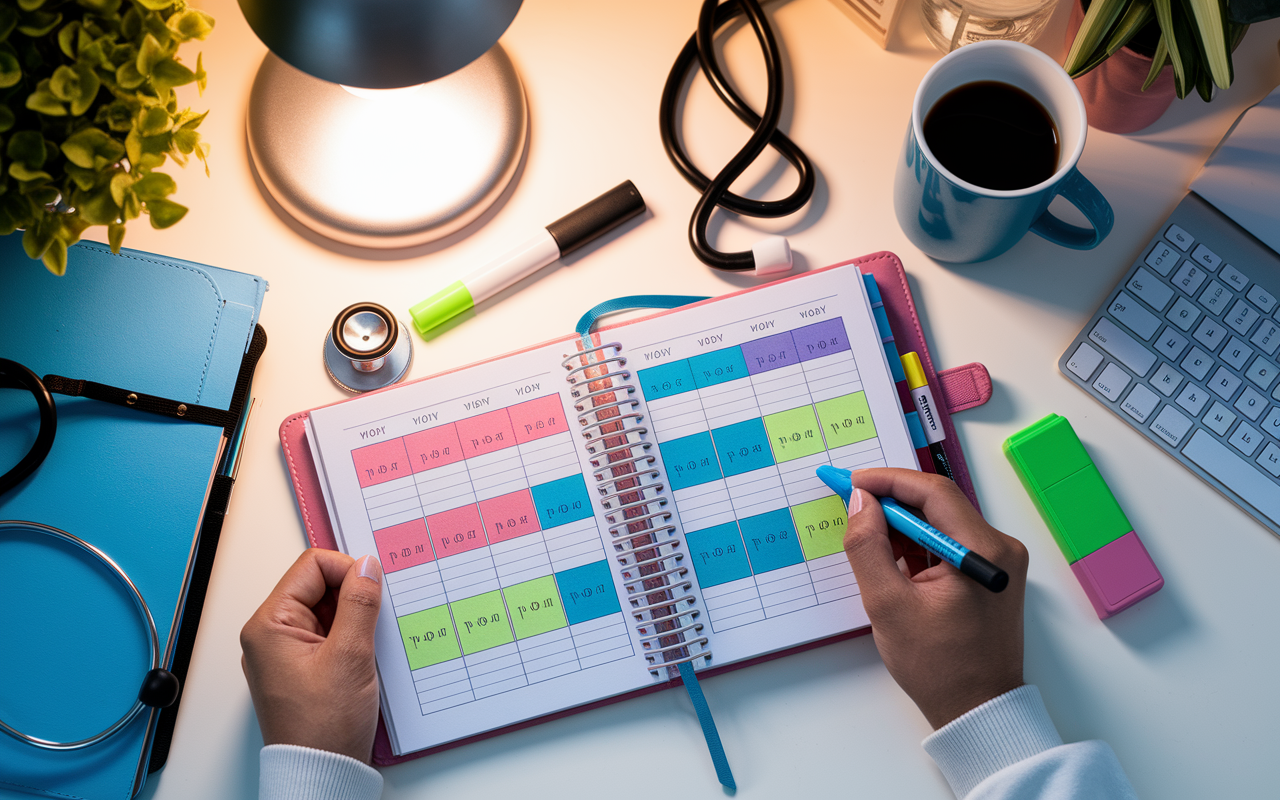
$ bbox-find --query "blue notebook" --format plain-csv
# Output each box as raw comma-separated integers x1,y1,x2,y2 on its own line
0,239,266,799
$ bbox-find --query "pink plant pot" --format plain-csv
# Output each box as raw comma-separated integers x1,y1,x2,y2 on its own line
1067,0,1177,133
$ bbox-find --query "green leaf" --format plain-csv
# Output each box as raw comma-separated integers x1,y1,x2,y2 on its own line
1184,0,1229,88
133,170,174,200
0,6,18,42
136,32,165,75
0,45,20,88
9,162,51,181
146,197,185,228
65,163,97,190
70,64,100,116
107,220,124,251
62,127,125,169
49,64,79,100
42,237,67,275
1065,0,1134,76
7,129,45,168
116,59,145,89
17,10,61,37
58,20,80,58
77,183,119,224
167,9,214,42
136,0,175,10
136,104,171,136
26,79,67,116
76,0,124,15
151,57,194,89
1142,35,1170,90
18,0,46,12
22,218,53,259
194,51,205,94
0,105,14,132
109,170,133,205
1153,0,1189,98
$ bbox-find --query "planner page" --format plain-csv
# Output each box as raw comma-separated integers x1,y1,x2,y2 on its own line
306,340,655,755
609,264,917,666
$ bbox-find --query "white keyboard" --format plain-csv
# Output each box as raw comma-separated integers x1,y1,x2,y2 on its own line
1060,193,1280,538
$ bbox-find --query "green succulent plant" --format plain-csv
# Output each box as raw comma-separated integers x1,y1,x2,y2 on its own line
0,0,213,275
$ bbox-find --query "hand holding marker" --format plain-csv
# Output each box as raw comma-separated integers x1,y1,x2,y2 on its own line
816,465,1008,592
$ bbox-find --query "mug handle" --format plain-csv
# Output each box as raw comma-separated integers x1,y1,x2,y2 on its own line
1029,168,1114,250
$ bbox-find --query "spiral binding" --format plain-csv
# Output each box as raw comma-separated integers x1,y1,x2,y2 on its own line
562,341,709,675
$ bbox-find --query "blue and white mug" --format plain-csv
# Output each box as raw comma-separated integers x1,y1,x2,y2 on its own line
894,41,1114,264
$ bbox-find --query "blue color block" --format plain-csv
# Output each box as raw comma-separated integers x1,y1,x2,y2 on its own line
637,360,696,401
686,523,753,588
710,417,774,477
659,431,723,490
738,509,805,574
531,474,595,529
689,347,749,390
555,560,622,625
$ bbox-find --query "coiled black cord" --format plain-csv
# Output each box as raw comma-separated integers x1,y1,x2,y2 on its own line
660,0,815,272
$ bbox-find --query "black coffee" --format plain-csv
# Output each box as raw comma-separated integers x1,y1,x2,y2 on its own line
923,81,1059,191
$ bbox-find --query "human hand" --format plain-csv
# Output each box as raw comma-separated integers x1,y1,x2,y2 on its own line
842,468,1028,729
240,548,384,762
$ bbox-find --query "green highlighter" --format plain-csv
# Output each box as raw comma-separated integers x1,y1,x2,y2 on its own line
1004,414,1163,619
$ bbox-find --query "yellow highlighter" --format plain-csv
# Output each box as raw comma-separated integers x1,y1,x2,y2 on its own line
901,351,955,480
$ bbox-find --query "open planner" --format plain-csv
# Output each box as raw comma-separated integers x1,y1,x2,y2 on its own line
283,255,989,760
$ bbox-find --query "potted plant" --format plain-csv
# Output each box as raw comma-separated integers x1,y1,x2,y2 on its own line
1062,0,1276,132
0,0,214,274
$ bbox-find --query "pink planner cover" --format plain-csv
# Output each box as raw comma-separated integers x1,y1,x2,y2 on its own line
278,251,992,765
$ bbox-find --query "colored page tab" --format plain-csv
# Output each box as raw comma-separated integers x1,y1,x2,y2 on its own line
479,489,541,545
816,391,878,449
451,590,515,655
352,438,411,488
689,347,749,390
531,474,594,529
456,407,517,458
426,503,487,558
710,417,774,477
555,560,622,625
637,360,696,401
403,422,465,473
762,405,826,462
741,330,798,375
398,604,462,670
792,495,849,560
686,522,752,588
373,518,435,573
659,431,724,490
503,575,569,639
792,319,851,362
738,508,805,573
509,394,568,444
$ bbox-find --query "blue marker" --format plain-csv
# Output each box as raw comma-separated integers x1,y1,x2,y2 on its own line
816,466,1008,593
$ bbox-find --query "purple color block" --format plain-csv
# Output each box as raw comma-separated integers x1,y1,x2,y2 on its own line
741,331,798,375
792,319,851,363
1069,531,1163,619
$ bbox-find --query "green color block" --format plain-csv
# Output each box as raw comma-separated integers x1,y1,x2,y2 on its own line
1041,465,1132,559
1003,414,1092,489
398,604,462,670
763,405,826,462
815,391,877,449
450,590,515,655
791,495,848,560
502,576,568,640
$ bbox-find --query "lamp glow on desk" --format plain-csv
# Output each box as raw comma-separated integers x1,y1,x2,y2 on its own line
238,0,528,248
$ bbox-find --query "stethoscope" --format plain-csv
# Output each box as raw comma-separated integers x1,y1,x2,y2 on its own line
0,359,184,750
322,302,414,393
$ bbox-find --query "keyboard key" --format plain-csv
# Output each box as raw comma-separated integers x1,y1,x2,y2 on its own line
1089,318,1157,376
1150,405,1193,447
1190,243,1221,271
1171,261,1208,296
1165,225,1193,251
1221,337,1254,371
1262,406,1280,439
1166,297,1202,331
1193,316,1227,351
1209,366,1243,401
1246,285,1276,314
1144,242,1179,276
1250,320,1280,357
1150,362,1183,397
1226,299,1260,335
1066,342,1104,380
1126,268,1175,312
1257,443,1280,478
1235,387,1268,421
1108,292,1160,340
1220,263,1249,292
1245,356,1277,391
1204,401,1237,436
1093,362,1132,401
1183,430,1280,524
1174,382,1210,417
1199,280,1232,315
1155,327,1189,361
1229,421,1263,456
1181,347,1214,381
1274,382,1280,403
1122,384,1160,422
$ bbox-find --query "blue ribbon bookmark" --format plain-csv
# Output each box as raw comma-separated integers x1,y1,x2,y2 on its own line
574,295,710,344
678,660,737,791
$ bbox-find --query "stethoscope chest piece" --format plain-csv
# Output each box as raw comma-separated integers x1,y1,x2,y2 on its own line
323,302,414,393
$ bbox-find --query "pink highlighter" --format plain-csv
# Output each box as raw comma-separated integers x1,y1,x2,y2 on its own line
1004,414,1163,619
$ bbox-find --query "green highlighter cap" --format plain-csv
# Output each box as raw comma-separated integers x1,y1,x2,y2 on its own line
410,280,474,337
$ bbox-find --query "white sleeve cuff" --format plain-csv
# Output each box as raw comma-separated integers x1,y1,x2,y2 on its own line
260,744,384,800
922,685,1063,799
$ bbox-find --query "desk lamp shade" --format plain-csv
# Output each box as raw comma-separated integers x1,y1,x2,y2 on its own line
240,0,528,248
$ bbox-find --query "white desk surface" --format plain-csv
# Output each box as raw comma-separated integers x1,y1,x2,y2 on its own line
10,1,1280,797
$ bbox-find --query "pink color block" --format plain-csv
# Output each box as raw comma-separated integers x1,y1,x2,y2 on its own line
479,489,541,544
509,394,568,444
1070,531,1163,619
373,518,435,573
351,438,412,488
404,423,465,473
456,407,517,459
425,504,487,558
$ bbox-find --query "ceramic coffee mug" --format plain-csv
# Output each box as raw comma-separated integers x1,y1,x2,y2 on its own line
894,41,1113,264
